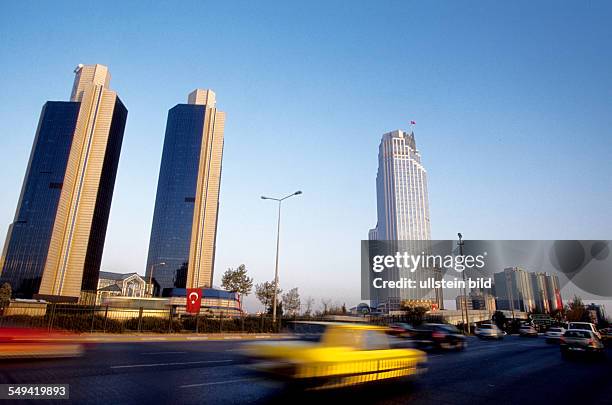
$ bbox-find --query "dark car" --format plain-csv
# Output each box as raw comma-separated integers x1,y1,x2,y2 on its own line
387,323,414,338
560,330,605,358
407,323,466,350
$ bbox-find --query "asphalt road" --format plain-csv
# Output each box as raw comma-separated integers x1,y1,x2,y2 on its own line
1,336,611,404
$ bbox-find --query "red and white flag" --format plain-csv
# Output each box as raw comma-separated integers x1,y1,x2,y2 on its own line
186,288,202,314
410,120,416,125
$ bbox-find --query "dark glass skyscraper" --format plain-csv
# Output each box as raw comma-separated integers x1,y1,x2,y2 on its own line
0,102,79,297
146,89,225,295
0,64,128,300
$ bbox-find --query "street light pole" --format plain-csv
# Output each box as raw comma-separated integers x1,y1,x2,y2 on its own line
148,262,166,297
273,200,282,321
261,191,302,325
458,233,470,335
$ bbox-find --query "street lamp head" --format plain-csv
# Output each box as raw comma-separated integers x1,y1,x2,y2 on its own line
458,232,462,239
261,196,267,200
294,190,302,195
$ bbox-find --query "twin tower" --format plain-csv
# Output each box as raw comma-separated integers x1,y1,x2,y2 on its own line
0,64,225,301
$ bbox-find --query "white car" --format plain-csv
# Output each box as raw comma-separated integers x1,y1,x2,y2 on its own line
474,324,504,339
519,324,538,337
545,327,566,343
568,322,601,339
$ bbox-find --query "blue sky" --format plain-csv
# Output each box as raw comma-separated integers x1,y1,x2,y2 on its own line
1,1,611,311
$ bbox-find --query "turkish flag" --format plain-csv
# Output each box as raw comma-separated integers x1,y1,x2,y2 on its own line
186,288,202,314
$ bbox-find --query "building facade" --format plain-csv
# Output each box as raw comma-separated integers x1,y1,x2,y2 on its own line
494,267,535,313
368,130,435,310
145,89,225,295
530,272,551,314
0,64,127,301
466,292,496,312
163,288,241,317
456,295,474,311
96,271,148,303
545,273,562,312
369,130,431,241
494,268,562,315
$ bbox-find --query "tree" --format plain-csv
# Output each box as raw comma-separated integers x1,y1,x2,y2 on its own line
565,295,588,322
303,297,315,317
492,310,508,330
400,301,428,324
221,264,253,313
321,298,332,315
255,281,281,314
282,288,301,317
550,308,564,323
0,282,11,312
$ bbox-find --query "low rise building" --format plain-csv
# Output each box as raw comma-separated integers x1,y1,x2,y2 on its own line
97,271,148,304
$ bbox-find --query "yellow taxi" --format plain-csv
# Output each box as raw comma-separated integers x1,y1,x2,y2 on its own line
241,322,427,390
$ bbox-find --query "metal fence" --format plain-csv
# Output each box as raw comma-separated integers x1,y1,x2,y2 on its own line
369,313,444,326
1,303,452,334
0,303,281,334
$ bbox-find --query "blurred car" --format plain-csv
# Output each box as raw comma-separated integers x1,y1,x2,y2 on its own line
567,322,601,339
387,323,414,338
406,323,466,350
519,324,538,337
599,327,612,345
560,329,605,358
0,327,84,360
474,323,504,339
241,322,427,390
545,327,566,343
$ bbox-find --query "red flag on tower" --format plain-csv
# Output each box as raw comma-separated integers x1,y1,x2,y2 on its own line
186,288,202,314
410,120,416,125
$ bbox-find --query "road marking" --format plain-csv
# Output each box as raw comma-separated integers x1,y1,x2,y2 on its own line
111,360,233,369
140,351,187,355
180,378,255,388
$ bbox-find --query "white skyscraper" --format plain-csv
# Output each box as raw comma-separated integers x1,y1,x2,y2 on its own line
370,130,431,241
369,129,434,310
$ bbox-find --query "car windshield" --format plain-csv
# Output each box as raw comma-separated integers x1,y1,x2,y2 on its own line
565,330,591,338
480,325,493,329
438,325,460,333
569,323,591,331
362,330,390,350
549,328,562,332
